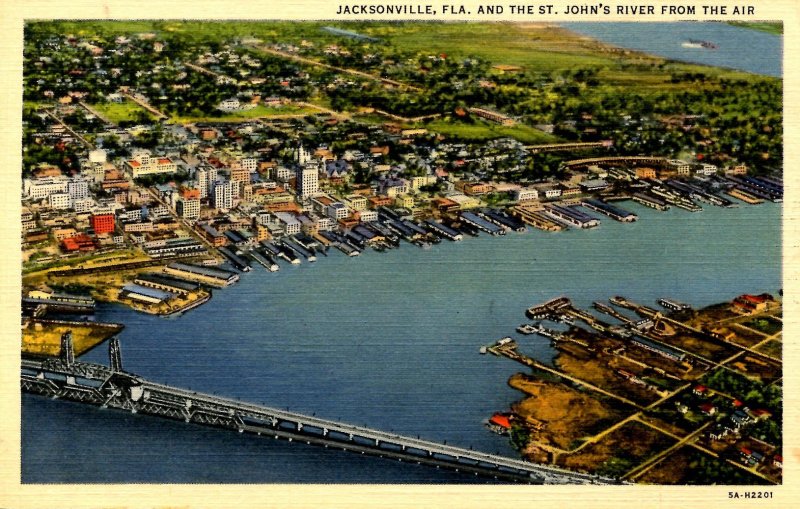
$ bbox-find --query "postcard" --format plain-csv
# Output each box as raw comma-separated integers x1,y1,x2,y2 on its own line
1,0,796,507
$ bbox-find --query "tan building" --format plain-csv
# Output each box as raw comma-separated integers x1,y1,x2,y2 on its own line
635,167,657,179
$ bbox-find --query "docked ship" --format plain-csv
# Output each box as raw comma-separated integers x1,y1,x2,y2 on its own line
516,323,540,335
681,39,718,50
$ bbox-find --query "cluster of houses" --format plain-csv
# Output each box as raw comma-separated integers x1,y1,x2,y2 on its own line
680,384,780,472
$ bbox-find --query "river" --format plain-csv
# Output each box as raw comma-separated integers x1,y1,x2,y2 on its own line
562,22,782,77
22,199,781,483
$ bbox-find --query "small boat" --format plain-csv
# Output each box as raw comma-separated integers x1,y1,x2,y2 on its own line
682,39,718,50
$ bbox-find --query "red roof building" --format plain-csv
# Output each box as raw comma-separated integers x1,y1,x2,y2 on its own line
699,403,717,416
489,414,511,429
91,213,115,234
61,234,96,252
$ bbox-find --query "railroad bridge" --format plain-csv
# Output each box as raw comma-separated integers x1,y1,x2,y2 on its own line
21,333,622,485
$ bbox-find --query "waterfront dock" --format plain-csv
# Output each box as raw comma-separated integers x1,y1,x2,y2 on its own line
511,206,565,232
424,220,463,241
526,297,572,319
478,209,527,232
218,246,252,272
632,193,670,211
460,212,506,236
248,249,280,272
164,262,240,287
544,204,600,228
726,187,764,205
581,199,638,222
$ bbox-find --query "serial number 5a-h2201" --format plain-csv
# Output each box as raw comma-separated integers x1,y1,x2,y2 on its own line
729,492,774,499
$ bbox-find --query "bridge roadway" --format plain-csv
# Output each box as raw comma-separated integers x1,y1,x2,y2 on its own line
21,357,619,485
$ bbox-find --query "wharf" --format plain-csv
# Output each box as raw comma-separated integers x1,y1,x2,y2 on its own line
164,262,239,287
581,199,637,222
526,297,572,318
424,220,463,241
479,209,527,232
631,193,670,211
218,247,252,272
248,249,279,272
460,212,505,236
592,301,634,325
726,187,764,205
511,207,564,232
544,204,599,228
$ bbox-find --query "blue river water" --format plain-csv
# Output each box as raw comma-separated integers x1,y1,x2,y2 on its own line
22,200,781,483
562,22,782,77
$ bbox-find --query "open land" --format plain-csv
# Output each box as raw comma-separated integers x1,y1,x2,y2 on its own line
22,320,123,357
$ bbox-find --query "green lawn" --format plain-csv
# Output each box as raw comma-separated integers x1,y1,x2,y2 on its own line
23,101,54,113
90,100,152,124
424,118,558,144
170,103,320,124
728,22,783,36
371,22,618,73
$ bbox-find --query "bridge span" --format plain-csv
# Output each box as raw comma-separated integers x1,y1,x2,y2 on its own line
21,334,621,485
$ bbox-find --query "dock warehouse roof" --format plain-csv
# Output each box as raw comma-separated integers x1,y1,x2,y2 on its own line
121,283,174,302
168,262,236,279
135,273,199,292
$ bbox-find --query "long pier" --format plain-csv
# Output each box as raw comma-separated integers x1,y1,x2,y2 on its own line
21,336,619,485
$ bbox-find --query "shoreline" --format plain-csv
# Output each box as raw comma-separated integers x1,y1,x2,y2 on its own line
557,21,781,78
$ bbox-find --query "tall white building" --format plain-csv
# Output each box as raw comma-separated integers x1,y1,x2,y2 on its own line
49,192,72,210
67,178,89,200
296,163,319,199
213,180,234,210
296,145,311,166
73,198,94,213
176,197,200,220
241,157,257,173
23,176,69,200
196,165,217,199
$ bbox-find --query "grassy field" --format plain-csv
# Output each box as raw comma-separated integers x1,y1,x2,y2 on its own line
728,22,783,35
368,22,619,73
22,321,123,357
424,118,558,144
90,100,152,124
170,103,319,124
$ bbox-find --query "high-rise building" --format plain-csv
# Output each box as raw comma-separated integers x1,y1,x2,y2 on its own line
296,163,319,199
212,180,234,210
176,197,200,220
296,145,311,166
67,178,89,200
196,165,217,199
